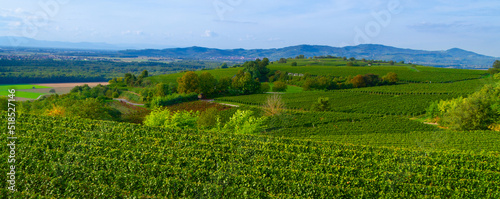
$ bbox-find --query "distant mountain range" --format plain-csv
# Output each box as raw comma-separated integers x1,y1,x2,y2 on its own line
121,45,498,69
0,36,497,69
0,36,174,51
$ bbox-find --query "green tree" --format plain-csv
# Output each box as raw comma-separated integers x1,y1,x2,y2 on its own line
155,83,170,97
389,61,395,65
382,72,398,84
199,72,217,97
488,60,500,74
278,58,287,64
177,71,200,94
139,70,149,79
243,58,270,82
216,77,231,94
291,62,298,66
260,82,270,93
437,84,500,130
303,79,317,91
220,63,228,68
272,81,287,92
232,70,261,94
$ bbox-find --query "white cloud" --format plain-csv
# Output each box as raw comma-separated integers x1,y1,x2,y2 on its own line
122,30,144,36
202,30,217,37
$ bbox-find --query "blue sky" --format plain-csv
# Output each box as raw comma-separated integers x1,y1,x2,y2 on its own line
1,0,499,57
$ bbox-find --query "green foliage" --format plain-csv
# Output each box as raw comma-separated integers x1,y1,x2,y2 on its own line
139,70,149,78
272,81,287,92
150,93,199,108
242,58,270,81
436,84,500,130
231,70,261,95
153,83,169,97
382,72,399,84
199,72,217,97
0,96,7,112
278,58,287,63
177,71,200,94
222,110,266,134
311,97,330,111
216,77,231,94
197,107,219,129
495,73,500,80
489,60,500,74
260,82,270,93
144,108,198,130
291,62,297,66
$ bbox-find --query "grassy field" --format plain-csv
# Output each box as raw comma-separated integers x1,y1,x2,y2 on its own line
0,84,52,99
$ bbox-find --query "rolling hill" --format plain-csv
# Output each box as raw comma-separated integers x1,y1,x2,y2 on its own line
121,44,498,69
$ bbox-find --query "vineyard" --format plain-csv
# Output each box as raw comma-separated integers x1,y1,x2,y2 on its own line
217,91,462,115
350,78,495,94
1,114,500,198
268,62,487,83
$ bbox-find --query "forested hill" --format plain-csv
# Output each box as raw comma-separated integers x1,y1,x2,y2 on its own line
120,44,498,69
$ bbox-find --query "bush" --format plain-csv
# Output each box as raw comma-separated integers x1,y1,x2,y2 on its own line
272,81,287,92
144,108,198,130
494,73,500,80
436,84,500,130
197,107,219,129
222,110,266,134
260,83,270,93
291,62,297,66
311,97,330,112
262,94,285,116
150,93,199,108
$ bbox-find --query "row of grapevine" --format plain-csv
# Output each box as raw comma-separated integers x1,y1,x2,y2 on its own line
216,92,461,115
269,64,487,83
1,114,499,198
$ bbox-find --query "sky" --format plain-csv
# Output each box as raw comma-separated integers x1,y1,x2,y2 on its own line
0,0,499,57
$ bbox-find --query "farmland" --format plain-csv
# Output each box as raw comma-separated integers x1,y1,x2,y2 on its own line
0,84,51,99
0,82,110,100
1,57,500,198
